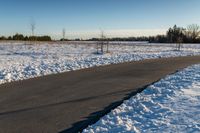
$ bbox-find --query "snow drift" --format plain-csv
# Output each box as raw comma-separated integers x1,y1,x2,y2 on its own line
83,64,200,133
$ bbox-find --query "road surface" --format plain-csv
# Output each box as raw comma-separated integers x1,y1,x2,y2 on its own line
0,56,200,133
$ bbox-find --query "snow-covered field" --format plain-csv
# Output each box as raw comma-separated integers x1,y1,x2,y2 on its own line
0,42,200,132
83,64,200,133
0,42,200,84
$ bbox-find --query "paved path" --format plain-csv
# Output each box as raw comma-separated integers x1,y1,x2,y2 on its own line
0,56,200,133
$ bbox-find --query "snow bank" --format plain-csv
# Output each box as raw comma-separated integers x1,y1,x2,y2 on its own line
83,64,200,133
0,42,200,84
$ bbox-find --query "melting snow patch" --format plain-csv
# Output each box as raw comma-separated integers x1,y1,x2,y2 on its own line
83,64,200,133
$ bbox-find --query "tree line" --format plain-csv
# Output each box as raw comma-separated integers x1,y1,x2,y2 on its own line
88,24,200,43
0,34,52,41
0,24,199,43
151,24,200,43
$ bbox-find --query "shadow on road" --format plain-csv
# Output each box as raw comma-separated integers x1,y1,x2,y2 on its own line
59,83,156,133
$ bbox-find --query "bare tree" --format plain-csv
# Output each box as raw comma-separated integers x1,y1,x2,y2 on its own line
100,30,105,53
96,30,109,54
176,37,183,51
106,40,109,53
62,28,66,41
187,24,200,41
30,20,36,36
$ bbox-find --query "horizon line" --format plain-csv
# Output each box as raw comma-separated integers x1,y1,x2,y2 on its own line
0,29,167,40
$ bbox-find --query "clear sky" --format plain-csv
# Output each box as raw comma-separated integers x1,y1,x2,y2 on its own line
0,0,200,39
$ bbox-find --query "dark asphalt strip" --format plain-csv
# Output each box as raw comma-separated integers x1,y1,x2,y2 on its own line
0,56,200,133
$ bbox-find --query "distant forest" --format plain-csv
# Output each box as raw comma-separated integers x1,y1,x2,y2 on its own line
0,24,200,43
0,34,52,41
88,24,200,43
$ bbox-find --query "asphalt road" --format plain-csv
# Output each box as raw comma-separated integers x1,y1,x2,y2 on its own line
0,56,200,133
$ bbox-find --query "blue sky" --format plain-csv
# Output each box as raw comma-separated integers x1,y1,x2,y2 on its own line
0,0,200,39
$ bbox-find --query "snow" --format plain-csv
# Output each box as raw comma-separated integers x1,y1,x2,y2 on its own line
0,42,200,84
83,64,200,133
